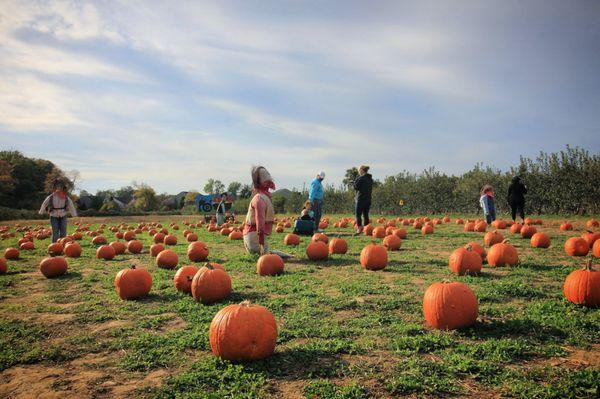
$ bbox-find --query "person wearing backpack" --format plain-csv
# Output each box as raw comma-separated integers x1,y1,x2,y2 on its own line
39,178,78,242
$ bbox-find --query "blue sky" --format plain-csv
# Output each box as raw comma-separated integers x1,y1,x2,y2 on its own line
1,0,599,194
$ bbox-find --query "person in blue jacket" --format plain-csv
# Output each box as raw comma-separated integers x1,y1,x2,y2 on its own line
479,185,497,224
309,171,325,231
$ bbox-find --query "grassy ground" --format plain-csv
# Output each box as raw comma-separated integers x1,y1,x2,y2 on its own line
0,214,599,398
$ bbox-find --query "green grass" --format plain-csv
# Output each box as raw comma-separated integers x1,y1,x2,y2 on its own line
0,214,599,398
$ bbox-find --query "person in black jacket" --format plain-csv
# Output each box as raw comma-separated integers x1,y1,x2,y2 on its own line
353,165,373,234
507,176,528,222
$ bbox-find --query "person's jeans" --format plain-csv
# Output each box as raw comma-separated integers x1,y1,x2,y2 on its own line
50,216,68,243
311,199,323,230
509,201,525,221
355,200,371,227
485,208,496,224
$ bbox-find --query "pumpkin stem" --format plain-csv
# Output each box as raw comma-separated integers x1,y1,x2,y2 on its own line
502,239,510,244
465,244,473,252
187,276,193,281
205,262,214,270
240,300,252,307
584,258,594,271
131,265,136,269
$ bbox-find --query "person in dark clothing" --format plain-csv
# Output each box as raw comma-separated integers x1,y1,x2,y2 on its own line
507,176,528,222
353,165,373,234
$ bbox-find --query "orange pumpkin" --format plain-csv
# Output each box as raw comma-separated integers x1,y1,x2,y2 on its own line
491,220,507,229
487,240,519,267
560,222,573,231
464,222,475,232
186,233,199,242
582,231,600,247
96,245,116,260
191,264,232,303
114,265,152,300
91,236,107,245
530,232,550,248
123,231,136,241
187,241,209,262
173,265,199,294
563,260,600,307
393,228,407,239
484,230,503,247
19,241,35,250
449,246,482,275
520,225,537,239
421,225,434,235
455,219,464,225
312,233,329,244
110,241,126,255
474,221,487,233
594,240,600,258
257,254,285,276
372,226,386,238
209,301,277,361
64,242,82,258
150,243,165,257
39,256,68,278
306,241,328,261
0,257,6,274
156,249,178,269
586,219,599,229
363,224,374,236
164,235,177,245
360,243,387,271
328,237,348,254
510,223,522,234
283,233,300,246
127,240,143,254
565,237,589,256
423,281,478,329
383,234,401,251
153,233,166,243
229,230,243,240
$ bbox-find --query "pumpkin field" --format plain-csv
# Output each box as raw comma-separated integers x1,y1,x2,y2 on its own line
0,214,599,399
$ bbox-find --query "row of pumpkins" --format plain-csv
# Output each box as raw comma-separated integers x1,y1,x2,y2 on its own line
1,217,599,362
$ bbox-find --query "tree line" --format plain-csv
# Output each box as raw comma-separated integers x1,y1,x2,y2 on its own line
0,146,598,218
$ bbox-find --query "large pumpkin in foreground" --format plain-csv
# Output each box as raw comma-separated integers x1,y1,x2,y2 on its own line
209,301,277,361
39,256,68,278
423,281,478,330
563,260,600,307
360,243,387,270
114,265,152,300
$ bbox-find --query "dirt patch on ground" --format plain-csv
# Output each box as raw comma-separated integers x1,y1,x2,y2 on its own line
335,309,361,320
158,314,187,332
91,319,133,334
266,379,305,399
0,351,169,399
549,344,600,367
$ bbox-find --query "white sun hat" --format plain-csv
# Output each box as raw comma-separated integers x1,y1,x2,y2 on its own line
318,171,326,179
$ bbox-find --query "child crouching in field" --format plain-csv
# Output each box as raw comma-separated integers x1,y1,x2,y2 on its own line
300,201,315,220
479,185,496,224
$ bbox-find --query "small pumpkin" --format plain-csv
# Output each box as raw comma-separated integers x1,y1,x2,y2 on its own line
487,240,519,267
257,254,284,276
593,240,600,258
423,281,478,329
311,233,329,244
510,223,522,234
186,233,199,242
173,265,199,294
474,221,487,233
114,265,152,300
91,235,107,245
187,241,209,262
96,245,116,260
229,230,243,240
109,241,126,255
39,256,68,278
586,219,599,229
383,234,401,251
581,231,600,247
156,249,178,269
306,241,328,261
153,233,166,243
164,235,177,245
530,232,550,248
19,241,35,250
393,228,407,239
360,243,387,271
64,242,82,258
191,263,232,303
209,301,277,361
283,233,300,246
150,243,165,257
520,225,537,239
564,237,589,257
449,246,482,275
123,231,136,241
372,226,386,238
0,257,6,274
421,225,434,235
127,240,143,254
484,230,503,247
563,260,600,307
464,222,475,232
328,237,348,254
560,222,573,231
